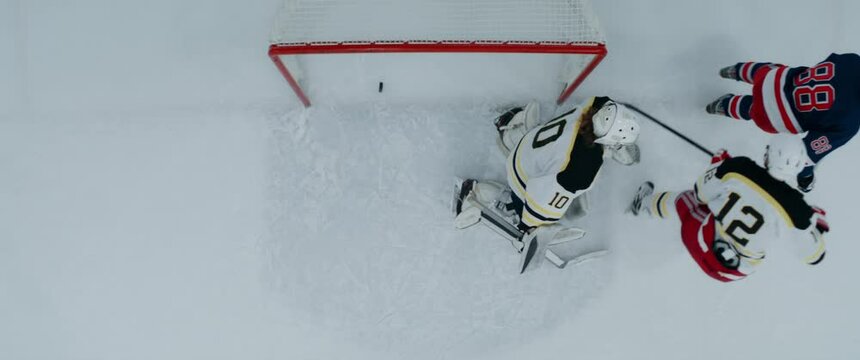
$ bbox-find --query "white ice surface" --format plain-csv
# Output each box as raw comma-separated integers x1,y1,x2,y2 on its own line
3,1,860,359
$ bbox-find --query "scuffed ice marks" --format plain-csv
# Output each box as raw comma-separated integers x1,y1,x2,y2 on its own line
264,102,608,358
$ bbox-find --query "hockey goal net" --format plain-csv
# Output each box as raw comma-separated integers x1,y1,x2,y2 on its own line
269,0,606,107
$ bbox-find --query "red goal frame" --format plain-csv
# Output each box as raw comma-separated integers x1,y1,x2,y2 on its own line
268,41,607,108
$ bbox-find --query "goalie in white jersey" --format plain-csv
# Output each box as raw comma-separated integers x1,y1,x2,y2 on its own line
501,96,641,229
629,135,829,282
454,97,641,271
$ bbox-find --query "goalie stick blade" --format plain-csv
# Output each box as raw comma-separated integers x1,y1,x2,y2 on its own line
519,235,541,274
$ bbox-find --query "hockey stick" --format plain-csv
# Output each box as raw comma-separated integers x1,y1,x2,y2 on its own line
623,103,714,156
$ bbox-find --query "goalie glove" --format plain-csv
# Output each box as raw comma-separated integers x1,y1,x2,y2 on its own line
495,102,540,156
607,143,640,166
798,172,816,193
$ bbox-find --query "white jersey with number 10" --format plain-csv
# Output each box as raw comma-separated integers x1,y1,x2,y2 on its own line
506,97,607,228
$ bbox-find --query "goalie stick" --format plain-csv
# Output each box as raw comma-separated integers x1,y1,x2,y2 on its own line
453,180,606,271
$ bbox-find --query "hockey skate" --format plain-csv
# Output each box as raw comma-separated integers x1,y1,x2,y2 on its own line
705,94,733,116
719,65,738,80
628,181,655,216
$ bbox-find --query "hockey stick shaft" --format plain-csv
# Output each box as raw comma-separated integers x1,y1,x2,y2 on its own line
623,103,714,156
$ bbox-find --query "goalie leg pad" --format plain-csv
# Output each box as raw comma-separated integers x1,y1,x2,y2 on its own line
454,206,483,229
453,179,518,231
470,181,508,208
454,179,601,271
454,180,486,229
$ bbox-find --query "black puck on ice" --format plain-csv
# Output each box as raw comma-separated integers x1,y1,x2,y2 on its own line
378,82,384,93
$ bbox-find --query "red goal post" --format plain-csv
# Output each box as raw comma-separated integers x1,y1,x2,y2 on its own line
268,0,607,107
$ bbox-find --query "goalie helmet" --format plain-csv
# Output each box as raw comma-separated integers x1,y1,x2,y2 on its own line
764,134,807,184
592,101,641,146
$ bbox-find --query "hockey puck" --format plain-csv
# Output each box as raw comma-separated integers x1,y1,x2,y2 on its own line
378,82,384,93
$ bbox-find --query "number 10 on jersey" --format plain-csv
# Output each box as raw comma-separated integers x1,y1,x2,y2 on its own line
549,192,570,209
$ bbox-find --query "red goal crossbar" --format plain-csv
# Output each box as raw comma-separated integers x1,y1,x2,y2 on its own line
268,41,607,108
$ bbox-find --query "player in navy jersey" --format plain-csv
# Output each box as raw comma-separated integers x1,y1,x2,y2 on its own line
705,53,860,192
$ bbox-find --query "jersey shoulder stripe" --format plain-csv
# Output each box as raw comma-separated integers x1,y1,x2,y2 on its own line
509,139,529,190
715,157,813,229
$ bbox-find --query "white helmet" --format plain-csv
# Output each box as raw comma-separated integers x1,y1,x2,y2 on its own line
592,101,641,146
764,134,807,184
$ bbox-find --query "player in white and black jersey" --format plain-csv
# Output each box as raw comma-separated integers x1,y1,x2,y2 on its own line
629,135,829,282
453,97,641,271
501,96,640,229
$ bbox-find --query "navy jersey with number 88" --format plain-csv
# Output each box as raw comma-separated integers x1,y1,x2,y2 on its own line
749,53,860,165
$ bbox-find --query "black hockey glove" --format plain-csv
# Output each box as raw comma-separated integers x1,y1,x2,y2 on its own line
798,172,815,193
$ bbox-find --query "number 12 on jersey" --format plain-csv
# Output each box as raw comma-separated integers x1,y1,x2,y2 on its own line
714,192,765,247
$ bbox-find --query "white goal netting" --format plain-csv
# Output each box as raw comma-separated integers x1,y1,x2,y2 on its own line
271,0,604,45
